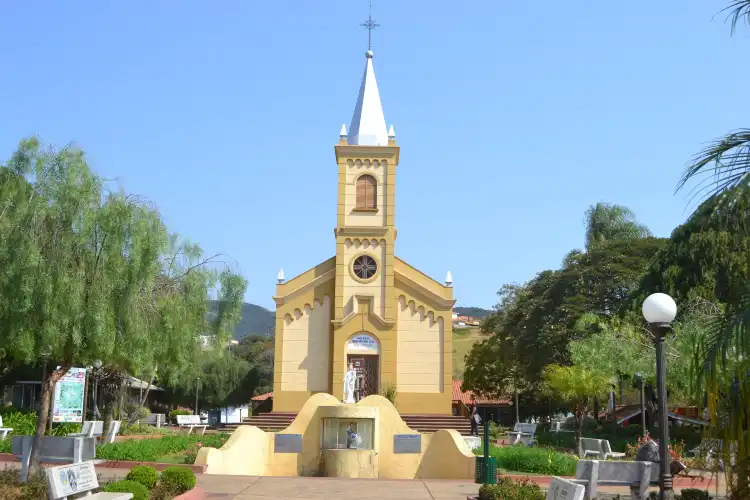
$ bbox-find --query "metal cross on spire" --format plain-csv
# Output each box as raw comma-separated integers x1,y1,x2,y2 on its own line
360,0,379,51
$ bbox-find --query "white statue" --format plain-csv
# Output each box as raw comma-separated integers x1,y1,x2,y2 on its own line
343,362,357,404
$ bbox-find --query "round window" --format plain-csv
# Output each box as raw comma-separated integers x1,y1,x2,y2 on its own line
352,255,377,280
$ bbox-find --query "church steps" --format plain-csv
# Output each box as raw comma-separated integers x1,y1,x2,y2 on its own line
227,412,472,435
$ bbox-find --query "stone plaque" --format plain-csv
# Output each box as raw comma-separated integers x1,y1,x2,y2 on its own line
546,477,584,500
393,434,421,454
47,462,99,498
274,433,303,453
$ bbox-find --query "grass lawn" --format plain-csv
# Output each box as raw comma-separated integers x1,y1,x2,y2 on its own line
453,327,483,378
477,444,578,476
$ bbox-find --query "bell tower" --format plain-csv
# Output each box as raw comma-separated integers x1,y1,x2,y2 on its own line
333,50,399,324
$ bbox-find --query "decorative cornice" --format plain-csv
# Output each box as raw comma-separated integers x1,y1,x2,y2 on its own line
273,268,335,307
331,295,396,328
334,226,390,237
334,144,400,164
395,270,456,309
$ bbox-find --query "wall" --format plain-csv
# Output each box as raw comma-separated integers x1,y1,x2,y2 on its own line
195,393,475,480
396,297,444,394
279,296,332,393
341,238,386,317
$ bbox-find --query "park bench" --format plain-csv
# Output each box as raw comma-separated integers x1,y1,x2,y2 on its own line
68,420,121,444
579,437,626,460
572,459,657,500
12,435,97,482
46,460,133,500
507,422,537,446
176,414,208,435
546,476,585,500
141,413,166,428
0,415,12,438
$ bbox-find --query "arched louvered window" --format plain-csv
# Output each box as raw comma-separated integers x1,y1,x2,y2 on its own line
355,175,377,210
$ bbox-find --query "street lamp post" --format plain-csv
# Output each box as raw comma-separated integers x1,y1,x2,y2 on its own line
642,293,678,500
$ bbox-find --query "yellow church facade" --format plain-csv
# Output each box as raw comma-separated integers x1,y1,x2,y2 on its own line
272,50,455,415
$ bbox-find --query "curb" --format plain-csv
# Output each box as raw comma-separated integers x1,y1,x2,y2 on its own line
0,453,206,473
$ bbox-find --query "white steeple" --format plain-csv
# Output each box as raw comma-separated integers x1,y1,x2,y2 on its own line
348,51,388,147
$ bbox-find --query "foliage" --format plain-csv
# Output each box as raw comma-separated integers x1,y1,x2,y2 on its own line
477,445,578,476
96,433,229,462
379,383,397,404
478,477,545,500
159,466,196,494
0,138,247,473
0,468,48,500
679,489,711,500
624,433,686,462
584,202,651,250
168,409,191,423
542,364,611,438
120,423,171,436
103,480,149,500
125,465,159,489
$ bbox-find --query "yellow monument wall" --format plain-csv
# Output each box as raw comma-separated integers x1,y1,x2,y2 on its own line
195,393,475,479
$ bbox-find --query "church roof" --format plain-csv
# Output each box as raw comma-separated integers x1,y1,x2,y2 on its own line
347,51,389,146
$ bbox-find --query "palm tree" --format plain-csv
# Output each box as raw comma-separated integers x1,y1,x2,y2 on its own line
583,203,651,250
677,3,750,496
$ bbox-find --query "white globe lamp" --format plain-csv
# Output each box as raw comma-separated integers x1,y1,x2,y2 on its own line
642,293,677,324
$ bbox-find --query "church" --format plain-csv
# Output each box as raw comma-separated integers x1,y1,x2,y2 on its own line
271,48,455,416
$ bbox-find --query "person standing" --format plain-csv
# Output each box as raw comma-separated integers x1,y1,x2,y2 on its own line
470,395,480,436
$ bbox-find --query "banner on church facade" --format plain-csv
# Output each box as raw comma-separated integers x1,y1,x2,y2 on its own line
347,334,379,354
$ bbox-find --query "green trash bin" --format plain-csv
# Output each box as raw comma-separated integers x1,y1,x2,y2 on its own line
474,456,497,484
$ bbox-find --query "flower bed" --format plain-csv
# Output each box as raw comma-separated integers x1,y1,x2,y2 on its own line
476,445,578,476
96,433,229,464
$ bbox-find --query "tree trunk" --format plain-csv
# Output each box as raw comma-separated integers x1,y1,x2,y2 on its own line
514,381,520,424
28,364,69,477
593,396,600,424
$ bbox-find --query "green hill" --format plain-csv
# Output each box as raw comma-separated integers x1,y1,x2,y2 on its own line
454,306,492,318
208,301,275,339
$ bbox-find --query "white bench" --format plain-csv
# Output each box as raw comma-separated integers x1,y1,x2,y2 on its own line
546,476,585,500
141,413,166,428
12,435,97,482
68,420,121,444
573,459,657,500
0,415,12,438
176,414,207,435
579,437,626,459
507,422,537,446
47,460,132,499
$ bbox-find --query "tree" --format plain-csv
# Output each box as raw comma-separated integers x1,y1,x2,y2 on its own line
542,364,611,441
675,4,750,496
584,203,652,250
0,138,246,475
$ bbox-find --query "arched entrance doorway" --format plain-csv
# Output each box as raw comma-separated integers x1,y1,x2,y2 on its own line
346,333,379,402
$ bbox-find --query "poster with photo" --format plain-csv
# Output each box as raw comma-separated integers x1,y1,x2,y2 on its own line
52,367,86,423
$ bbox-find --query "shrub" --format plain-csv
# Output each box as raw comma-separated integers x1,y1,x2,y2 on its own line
168,409,191,424
477,445,578,476
624,424,643,437
125,465,158,489
103,480,149,500
159,466,196,494
478,477,544,500
680,489,711,500
379,383,397,404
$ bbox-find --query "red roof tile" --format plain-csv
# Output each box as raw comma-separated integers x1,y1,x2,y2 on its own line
452,380,510,405
252,391,273,401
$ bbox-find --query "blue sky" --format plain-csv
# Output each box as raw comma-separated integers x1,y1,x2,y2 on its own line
1,1,748,311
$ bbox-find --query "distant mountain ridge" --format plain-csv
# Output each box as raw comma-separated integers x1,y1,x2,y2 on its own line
208,301,275,339
209,303,492,340
454,306,492,318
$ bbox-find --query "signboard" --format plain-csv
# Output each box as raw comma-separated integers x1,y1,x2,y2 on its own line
274,433,303,453
347,334,379,354
48,462,98,497
393,434,421,454
52,367,86,423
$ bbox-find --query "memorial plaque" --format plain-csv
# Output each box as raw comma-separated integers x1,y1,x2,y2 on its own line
393,434,421,454
47,462,98,498
274,433,303,453
546,477,584,500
